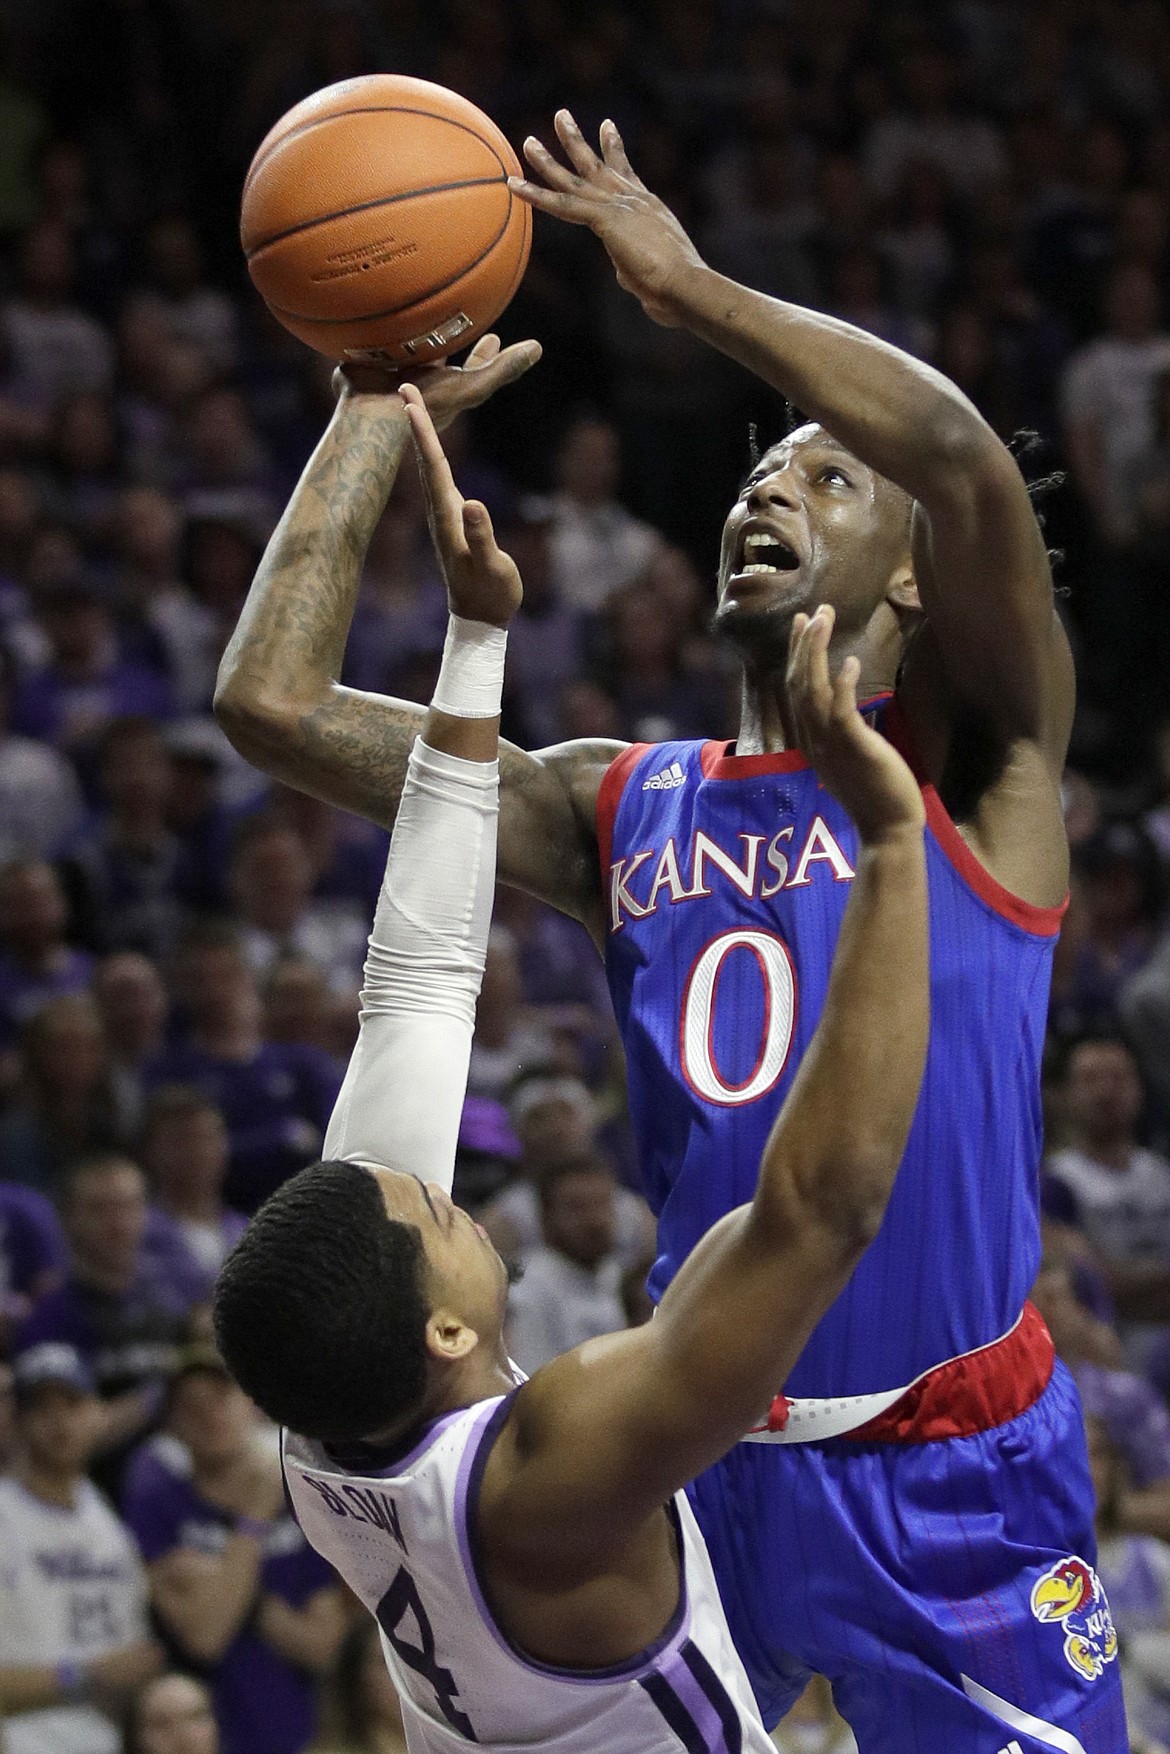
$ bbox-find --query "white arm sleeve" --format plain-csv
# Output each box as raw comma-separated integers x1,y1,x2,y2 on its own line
322,737,499,1193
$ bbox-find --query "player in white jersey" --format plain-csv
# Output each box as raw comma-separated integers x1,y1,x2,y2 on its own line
0,1343,161,1754
212,381,931,1753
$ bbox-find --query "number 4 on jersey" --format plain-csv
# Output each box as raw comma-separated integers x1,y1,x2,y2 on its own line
377,1565,478,1740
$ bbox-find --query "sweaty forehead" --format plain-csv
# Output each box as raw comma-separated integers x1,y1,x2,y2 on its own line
759,426,861,472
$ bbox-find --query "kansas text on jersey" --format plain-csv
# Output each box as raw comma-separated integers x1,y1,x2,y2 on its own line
599,699,1065,1403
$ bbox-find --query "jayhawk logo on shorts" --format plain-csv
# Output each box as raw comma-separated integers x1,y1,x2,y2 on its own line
1030,1557,1118,1680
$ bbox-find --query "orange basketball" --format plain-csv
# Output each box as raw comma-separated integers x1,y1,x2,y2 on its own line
240,75,531,365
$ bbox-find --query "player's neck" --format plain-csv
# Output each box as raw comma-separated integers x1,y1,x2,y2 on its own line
735,638,894,757
364,1351,517,1449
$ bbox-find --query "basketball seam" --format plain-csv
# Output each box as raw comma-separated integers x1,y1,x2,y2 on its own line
261,182,521,327
244,104,512,195
244,176,507,258
498,192,531,311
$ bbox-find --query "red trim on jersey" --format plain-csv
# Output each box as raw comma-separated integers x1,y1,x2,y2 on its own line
700,741,810,779
698,698,894,782
843,1300,1055,1444
882,696,1068,938
596,744,650,878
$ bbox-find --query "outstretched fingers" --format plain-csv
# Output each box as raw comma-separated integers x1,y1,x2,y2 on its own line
787,604,837,742
521,131,582,194
600,118,643,186
401,389,466,558
554,109,605,177
514,111,636,223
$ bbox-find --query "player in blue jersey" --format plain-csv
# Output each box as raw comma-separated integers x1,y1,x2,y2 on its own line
215,121,1122,1754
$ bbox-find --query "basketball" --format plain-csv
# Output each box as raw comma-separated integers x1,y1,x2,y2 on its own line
240,75,531,366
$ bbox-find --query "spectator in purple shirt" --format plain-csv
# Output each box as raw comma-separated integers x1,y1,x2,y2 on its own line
63,716,192,960
227,814,368,998
139,1086,246,1309
9,575,174,760
148,921,341,1213
0,856,93,1059
268,786,389,921
0,1180,67,1341
93,950,170,1140
0,992,121,1191
1033,1258,1170,1542
123,1346,344,1754
495,495,587,750
16,1152,188,1495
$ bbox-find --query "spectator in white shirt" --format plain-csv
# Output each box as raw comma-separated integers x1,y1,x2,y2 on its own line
1045,1036,1170,1383
481,1071,655,1267
547,413,663,614
863,43,1006,201
0,1342,161,1754
2,221,113,409
506,1151,629,1374
1062,264,1170,545
135,217,239,379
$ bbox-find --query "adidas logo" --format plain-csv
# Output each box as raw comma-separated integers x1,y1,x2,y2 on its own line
643,760,686,792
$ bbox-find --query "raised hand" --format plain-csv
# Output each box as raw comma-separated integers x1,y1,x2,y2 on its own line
787,605,925,844
511,111,704,326
334,332,542,432
400,384,522,628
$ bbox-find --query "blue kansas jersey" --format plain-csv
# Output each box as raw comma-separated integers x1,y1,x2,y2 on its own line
599,698,1065,1399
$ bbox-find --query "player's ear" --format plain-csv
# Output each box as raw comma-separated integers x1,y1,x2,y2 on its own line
425,1308,479,1364
886,559,921,616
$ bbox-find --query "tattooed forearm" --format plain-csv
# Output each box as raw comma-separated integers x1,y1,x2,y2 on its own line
212,372,621,929
217,395,411,726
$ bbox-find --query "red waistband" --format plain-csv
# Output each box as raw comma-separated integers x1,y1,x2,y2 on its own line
769,1301,1055,1444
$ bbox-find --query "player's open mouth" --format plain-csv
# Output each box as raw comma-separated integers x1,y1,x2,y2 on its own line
733,528,802,576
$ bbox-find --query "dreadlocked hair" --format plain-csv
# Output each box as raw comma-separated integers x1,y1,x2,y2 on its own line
1006,428,1066,573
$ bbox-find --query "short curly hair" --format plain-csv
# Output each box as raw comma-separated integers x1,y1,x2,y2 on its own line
213,1159,429,1442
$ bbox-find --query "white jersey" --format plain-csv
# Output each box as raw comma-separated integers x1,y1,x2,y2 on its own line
283,1393,774,1754
0,1476,150,1754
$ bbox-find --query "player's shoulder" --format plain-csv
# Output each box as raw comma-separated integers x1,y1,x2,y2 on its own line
531,736,631,799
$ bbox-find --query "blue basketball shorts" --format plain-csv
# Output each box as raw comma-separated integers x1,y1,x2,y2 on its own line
687,1362,1128,1752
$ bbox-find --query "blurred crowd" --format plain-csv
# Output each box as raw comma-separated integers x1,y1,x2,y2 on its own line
0,0,1168,1750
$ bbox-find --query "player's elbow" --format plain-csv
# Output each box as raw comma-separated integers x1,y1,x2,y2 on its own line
802,1151,897,1254
213,665,300,761
925,408,1014,500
